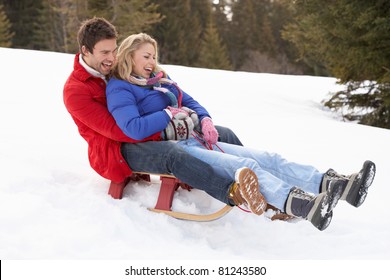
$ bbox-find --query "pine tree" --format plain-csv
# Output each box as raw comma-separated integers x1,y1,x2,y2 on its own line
99,0,163,42
228,0,256,68
196,19,232,70
33,0,75,53
1,0,42,49
283,0,390,128
0,4,14,47
32,0,162,54
227,0,290,72
150,0,202,66
252,0,278,54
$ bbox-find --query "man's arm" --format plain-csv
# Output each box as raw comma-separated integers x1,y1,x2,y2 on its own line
64,82,159,143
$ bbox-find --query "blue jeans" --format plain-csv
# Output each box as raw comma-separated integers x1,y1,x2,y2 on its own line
177,138,324,210
121,140,234,204
120,125,242,204
215,125,243,146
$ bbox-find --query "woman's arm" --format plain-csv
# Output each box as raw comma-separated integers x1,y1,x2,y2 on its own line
106,80,171,140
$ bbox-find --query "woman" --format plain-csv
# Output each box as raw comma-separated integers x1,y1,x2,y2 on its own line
106,33,376,231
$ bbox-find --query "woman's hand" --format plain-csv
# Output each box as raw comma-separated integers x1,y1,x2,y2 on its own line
201,117,219,144
165,106,188,119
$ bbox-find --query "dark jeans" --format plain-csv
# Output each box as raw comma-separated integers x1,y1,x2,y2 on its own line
120,125,242,204
121,141,235,204
215,125,243,146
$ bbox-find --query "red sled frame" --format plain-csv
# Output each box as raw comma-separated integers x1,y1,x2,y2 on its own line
108,173,233,221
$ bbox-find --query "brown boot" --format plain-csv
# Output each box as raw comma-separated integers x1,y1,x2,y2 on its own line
228,167,267,215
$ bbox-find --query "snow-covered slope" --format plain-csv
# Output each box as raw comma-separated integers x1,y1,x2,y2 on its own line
0,47,389,262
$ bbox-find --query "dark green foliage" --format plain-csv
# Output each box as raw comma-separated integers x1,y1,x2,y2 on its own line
324,82,390,129
33,0,74,52
216,0,305,74
283,0,390,128
4,0,388,129
2,0,304,74
150,0,203,66
1,0,42,49
0,4,13,47
196,20,232,70
149,0,232,69
92,0,163,42
2,0,163,53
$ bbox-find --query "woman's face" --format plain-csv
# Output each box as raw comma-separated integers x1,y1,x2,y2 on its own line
131,42,156,78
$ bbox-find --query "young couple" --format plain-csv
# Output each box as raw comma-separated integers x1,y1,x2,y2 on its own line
64,17,376,231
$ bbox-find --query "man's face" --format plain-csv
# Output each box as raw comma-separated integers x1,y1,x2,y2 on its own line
82,38,117,76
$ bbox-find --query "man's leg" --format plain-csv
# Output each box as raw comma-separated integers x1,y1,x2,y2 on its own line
215,125,243,146
121,141,234,204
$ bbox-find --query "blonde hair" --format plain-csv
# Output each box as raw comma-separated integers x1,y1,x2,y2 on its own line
112,33,166,80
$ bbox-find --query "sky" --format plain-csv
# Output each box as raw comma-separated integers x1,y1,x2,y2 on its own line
0,47,389,279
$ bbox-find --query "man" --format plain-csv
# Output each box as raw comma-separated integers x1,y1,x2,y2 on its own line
63,17,264,211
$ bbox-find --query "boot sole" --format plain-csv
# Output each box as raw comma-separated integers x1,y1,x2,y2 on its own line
235,167,267,215
309,183,343,231
345,160,376,207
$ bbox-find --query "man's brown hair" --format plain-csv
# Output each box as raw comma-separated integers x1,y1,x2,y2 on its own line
77,17,118,54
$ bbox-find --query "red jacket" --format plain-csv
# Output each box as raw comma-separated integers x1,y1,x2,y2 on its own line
63,54,161,182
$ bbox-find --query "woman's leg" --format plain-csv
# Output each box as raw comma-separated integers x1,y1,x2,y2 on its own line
179,139,322,210
216,142,324,195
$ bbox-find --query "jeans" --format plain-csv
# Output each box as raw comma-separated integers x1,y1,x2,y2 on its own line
120,125,242,204
215,125,243,146
121,140,234,204
177,138,324,210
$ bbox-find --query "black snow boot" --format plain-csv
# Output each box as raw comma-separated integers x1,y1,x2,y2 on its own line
285,183,344,231
321,160,376,208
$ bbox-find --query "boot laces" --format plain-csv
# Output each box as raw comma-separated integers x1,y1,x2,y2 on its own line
291,187,315,201
326,169,349,180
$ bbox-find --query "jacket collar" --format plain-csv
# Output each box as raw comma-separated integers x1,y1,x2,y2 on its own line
73,53,107,83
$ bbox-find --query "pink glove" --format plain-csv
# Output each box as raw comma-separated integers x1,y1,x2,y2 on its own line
165,106,188,118
201,117,219,144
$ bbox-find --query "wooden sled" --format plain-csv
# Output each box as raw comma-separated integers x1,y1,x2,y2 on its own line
148,205,233,222
108,172,233,221
108,172,292,222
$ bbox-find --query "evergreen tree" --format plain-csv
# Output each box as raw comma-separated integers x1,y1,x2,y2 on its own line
252,0,278,54
32,0,162,53
212,0,231,40
196,19,232,70
283,0,390,128
1,0,42,49
268,0,314,74
150,0,202,66
0,4,14,47
229,0,256,68
33,0,76,53
99,0,163,42
190,0,211,32
227,0,289,72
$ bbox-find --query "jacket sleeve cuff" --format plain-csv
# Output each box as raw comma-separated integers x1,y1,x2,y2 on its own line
164,108,173,119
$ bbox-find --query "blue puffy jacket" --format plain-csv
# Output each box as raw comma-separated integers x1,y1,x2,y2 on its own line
106,77,211,140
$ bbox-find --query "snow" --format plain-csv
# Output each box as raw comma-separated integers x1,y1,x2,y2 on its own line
1,47,389,278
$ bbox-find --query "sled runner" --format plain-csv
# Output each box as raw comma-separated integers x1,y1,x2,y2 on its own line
108,172,233,221
148,205,233,221
108,172,292,221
